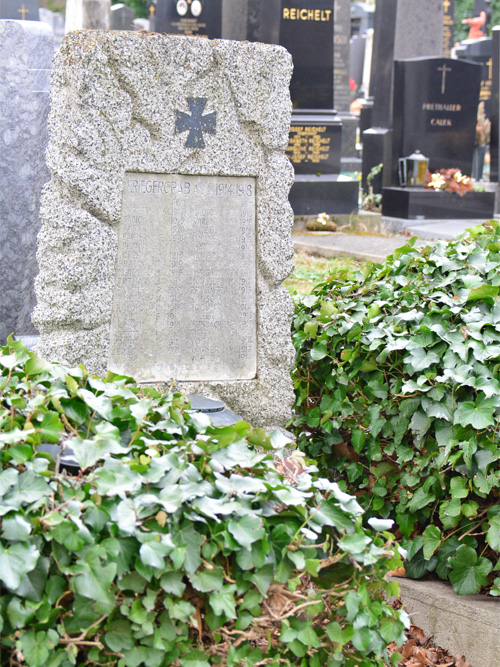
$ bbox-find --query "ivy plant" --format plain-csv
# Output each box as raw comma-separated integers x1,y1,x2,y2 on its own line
291,221,500,596
0,337,408,667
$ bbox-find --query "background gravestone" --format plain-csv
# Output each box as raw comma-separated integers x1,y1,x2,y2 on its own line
0,0,39,20
0,19,53,344
391,57,482,178
65,0,111,31
39,7,65,49
111,2,135,30
361,0,444,192
333,0,351,113
33,30,296,429
154,0,222,37
443,0,454,56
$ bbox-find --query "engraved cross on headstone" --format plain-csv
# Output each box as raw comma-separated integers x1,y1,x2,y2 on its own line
438,63,452,94
175,97,216,148
17,3,29,19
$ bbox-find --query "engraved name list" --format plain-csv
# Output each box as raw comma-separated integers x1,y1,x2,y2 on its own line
108,173,257,383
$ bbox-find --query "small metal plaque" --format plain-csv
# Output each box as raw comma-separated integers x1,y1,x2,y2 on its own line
109,173,257,382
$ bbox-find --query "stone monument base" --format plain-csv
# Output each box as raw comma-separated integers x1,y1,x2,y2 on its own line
382,187,496,220
289,175,359,216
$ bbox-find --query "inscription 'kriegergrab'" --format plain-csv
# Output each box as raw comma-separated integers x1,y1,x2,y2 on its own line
108,173,257,382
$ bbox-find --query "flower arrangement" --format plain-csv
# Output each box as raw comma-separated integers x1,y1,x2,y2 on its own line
305,211,337,231
424,168,473,196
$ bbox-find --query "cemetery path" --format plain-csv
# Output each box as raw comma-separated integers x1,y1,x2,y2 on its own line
293,218,499,263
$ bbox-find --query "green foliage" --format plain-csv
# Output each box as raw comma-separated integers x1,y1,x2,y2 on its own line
291,221,500,596
0,337,408,667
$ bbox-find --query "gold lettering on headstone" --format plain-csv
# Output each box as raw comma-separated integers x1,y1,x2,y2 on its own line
286,126,331,164
430,118,453,126
282,7,332,21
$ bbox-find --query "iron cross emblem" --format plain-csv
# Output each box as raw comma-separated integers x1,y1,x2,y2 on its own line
175,97,216,148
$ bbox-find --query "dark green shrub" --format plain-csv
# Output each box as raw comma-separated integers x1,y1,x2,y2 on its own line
291,222,500,596
0,337,408,667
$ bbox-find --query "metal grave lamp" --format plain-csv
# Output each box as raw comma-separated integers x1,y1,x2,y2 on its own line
398,150,429,187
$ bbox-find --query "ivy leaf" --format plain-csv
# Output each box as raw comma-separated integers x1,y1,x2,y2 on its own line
73,552,116,604
17,631,50,667
422,525,442,559
0,542,39,590
487,517,500,551
208,584,237,619
456,396,498,429
228,514,265,550
189,567,224,592
449,545,493,595
466,284,499,303
406,347,440,372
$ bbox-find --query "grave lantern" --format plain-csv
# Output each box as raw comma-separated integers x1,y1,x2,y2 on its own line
398,150,429,187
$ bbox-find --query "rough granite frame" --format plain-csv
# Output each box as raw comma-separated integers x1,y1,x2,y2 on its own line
34,30,296,428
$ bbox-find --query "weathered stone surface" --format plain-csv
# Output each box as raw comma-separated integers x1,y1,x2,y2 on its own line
34,31,295,428
109,173,257,382
0,19,53,342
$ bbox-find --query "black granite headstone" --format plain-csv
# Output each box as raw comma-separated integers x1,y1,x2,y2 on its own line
443,0,454,56
391,57,482,180
279,0,334,109
153,0,222,37
286,114,342,175
0,0,39,20
491,26,500,181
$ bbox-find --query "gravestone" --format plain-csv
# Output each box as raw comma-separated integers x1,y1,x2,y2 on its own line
383,56,486,218
0,0,39,20
334,0,351,113
490,26,500,181
111,2,135,30
222,0,281,44
65,0,111,31
0,19,53,344
442,0,454,56
33,30,295,428
154,0,222,37
391,57,482,177
362,0,444,192
39,8,65,49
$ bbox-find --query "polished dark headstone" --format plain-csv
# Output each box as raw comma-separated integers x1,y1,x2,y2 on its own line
289,175,359,215
154,0,222,37
280,0,334,109
286,112,342,175
491,26,500,181
382,187,495,219
391,57,482,181
0,0,39,20
443,0,454,57
350,34,366,93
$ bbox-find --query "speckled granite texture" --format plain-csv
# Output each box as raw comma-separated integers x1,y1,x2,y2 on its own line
0,20,53,342
34,31,296,429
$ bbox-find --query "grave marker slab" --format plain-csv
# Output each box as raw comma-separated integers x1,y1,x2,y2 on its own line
111,2,135,30
0,0,39,20
391,57,482,178
0,19,52,343
34,31,295,428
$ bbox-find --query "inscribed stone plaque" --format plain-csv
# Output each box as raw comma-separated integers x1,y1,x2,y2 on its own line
108,174,257,382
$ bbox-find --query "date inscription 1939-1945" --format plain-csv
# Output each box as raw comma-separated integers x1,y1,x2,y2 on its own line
175,97,217,148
